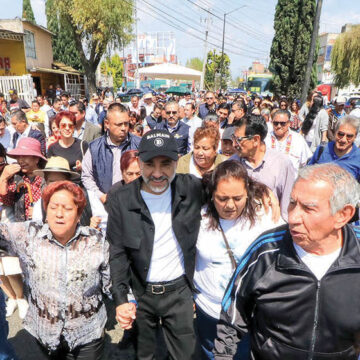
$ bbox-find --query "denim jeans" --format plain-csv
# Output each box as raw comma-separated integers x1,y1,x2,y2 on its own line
195,304,250,360
0,290,17,360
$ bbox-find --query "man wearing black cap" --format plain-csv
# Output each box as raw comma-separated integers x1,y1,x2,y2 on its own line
106,129,203,359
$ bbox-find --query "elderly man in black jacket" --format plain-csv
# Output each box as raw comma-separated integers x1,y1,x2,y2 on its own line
106,129,203,360
214,163,360,360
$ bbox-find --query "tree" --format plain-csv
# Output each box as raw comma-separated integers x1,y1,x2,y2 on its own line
185,57,203,72
23,0,36,23
100,54,124,90
269,0,318,99
331,25,360,88
46,0,83,71
204,50,230,90
45,0,134,94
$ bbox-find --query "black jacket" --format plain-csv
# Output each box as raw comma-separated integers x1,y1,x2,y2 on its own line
106,174,203,306
214,224,360,360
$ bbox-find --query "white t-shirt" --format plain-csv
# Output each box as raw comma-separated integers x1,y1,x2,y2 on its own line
141,186,185,282
293,242,341,280
189,154,202,179
194,207,283,319
265,130,312,172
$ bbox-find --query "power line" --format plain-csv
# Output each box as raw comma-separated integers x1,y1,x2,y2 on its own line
139,0,268,57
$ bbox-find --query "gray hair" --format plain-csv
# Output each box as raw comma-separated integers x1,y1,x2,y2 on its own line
297,163,360,214
203,114,219,125
261,108,270,116
335,115,360,135
165,101,179,111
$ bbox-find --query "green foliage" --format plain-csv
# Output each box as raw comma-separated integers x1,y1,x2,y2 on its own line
46,0,83,71
331,25,360,88
100,54,124,90
269,0,317,98
23,0,36,23
45,0,134,93
185,57,203,72
204,50,231,90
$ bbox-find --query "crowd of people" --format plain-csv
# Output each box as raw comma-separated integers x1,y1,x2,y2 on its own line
0,85,360,360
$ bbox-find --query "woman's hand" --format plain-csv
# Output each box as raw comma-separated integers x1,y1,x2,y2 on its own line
90,216,101,230
75,160,82,172
262,189,280,223
115,302,137,330
2,164,21,180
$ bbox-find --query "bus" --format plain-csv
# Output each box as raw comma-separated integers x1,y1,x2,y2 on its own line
246,74,273,96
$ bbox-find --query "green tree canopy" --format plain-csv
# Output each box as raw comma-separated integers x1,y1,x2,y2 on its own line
269,0,318,99
331,25,360,88
204,50,230,91
46,0,134,94
46,0,83,71
100,54,124,90
23,0,36,23
185,57,203,72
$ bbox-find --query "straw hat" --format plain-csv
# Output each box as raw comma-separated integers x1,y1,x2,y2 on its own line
7,138,47,160
33,156,80,181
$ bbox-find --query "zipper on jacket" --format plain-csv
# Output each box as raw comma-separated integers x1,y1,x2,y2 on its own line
308,281,321,360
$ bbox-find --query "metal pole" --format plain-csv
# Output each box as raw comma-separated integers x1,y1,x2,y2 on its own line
200,14,210,90
220,13,226,92
300,0,323,104
135,0,140,88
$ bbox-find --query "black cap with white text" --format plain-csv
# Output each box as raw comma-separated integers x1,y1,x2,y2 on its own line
138,129,178,162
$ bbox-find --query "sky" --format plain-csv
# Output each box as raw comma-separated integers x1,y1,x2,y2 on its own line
2,0,360,78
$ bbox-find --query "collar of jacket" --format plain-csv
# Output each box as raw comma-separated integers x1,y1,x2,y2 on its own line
127,175,186,216
277,224,360,272
104,131,131,148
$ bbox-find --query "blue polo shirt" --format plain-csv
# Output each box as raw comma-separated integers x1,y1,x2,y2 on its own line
308,142,360,181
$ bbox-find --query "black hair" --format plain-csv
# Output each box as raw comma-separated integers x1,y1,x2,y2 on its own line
234,114,268,141
69,100,86,113
301,96,323,136
273,109,291,121
218,102,230,112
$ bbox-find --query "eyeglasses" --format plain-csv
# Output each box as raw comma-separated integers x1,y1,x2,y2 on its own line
336,131,355,140
206,97,214,100
60,123,75,130
166,111,178,115
273,121,289,127
231,134,253,144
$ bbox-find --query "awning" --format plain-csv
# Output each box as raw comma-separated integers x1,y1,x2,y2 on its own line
137,63,202,81
30,67,81,75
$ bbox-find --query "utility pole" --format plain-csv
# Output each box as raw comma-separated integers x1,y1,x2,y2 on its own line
200,14,211,90
300,0,323,104
220,6,246,92
134,0,140,89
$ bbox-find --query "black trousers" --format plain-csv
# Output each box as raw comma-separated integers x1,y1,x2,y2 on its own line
35,336,104,360
136,282,196,360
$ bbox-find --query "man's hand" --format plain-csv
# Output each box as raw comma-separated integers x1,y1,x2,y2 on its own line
100,194,107,204
2,164,21,180
262,189,280,223
75,160,82,172
90,216,101,230
31,124,41,131
115,303,137,330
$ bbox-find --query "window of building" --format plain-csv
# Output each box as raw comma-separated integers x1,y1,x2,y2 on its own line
24,30,36,59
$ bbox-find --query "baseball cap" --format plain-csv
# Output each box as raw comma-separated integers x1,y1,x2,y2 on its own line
138,129,178,162
9,89,17,95
336,96,346,105
222,126,235,141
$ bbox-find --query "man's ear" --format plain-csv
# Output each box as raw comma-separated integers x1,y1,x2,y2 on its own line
334,204,356,230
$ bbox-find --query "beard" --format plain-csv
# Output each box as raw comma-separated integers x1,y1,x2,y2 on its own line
142,172,176,193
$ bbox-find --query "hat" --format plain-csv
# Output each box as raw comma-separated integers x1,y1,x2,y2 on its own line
7,138,47,160
138,129,178,162
33,156,80,180
143,92,152,100
222,126,235,141
8,89,17,95
336,96,346,105
92,93,99,100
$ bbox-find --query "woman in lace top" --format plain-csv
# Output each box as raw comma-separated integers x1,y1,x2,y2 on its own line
0,180,111,360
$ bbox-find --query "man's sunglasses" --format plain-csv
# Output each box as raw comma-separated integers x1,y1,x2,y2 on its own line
273,121,288,127
166,111,177,115
336,131,354,140
231,134,253,144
